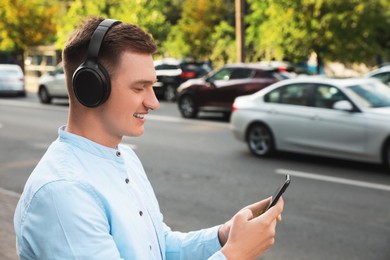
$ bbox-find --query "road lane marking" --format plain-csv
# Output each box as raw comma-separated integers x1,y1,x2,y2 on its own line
275,168,390,192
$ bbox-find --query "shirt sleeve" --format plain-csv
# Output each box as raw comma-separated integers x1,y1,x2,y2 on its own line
16,180,122,260
163,223,226,260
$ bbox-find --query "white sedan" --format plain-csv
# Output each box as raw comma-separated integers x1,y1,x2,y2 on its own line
37,63,68,104
230,77,390,170
0,64,25,96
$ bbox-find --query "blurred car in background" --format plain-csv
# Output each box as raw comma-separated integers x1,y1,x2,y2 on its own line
257,60,296,73
365,65,390,86
0,64,25,96
177,63,294,118
37,63,68,104
230,77,390,170
153,58,212,101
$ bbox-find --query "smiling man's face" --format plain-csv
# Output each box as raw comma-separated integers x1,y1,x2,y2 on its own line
98,51,160,141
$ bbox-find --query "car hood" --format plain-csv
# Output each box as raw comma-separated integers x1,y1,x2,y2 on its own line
366,106,390,116
177,78,205,92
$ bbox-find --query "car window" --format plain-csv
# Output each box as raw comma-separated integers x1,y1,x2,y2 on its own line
55,67,64,75
230,68,255,79
265,84,309,106
313,84,347,109
209,68,233,81
370,72,390,84
182,63,212,76
345,81,390,108
155,64,180,70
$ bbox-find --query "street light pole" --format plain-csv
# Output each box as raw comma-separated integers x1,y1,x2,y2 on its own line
235,0,245,63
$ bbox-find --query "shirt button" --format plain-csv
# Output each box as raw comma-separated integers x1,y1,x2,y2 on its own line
125,178,129,184
139,211,143,216
149,245,152,250
116,151,121,157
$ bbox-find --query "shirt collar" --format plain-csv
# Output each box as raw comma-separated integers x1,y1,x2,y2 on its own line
58,126,123,162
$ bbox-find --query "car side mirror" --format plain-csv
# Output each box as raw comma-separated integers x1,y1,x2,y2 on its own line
333,100,353,111
205,77,216,88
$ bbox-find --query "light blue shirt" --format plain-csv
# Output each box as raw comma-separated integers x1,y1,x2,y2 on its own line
14,126,227,260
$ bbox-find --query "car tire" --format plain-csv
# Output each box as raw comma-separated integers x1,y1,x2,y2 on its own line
382,140,390,171
178,95,198,118
246,123,275,157
38,86,52,104
164,84,176,102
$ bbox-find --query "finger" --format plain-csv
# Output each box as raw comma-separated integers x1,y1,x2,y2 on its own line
262,197,284,220
235,208,254,222
246,197,272,216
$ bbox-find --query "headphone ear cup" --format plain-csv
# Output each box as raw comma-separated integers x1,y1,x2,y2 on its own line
72,61,111,107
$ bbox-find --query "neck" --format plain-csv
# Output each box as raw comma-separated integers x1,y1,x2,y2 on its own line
66,105,121,148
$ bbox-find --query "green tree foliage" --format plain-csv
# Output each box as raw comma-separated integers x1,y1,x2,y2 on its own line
162,0,234,60
0,0,58,51
210,21,236,67
246,0,390,68
56,0,170,53
1,0,389,69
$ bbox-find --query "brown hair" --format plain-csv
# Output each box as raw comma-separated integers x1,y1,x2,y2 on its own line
62,16,157,93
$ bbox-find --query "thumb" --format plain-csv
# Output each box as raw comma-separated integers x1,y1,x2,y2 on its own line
262,197,284,220
237,208,254,222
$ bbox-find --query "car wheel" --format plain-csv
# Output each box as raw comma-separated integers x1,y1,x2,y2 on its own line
246,123,275,157
178,95,198,118
382,140,390,171
38,86,52,104
164,85,176,102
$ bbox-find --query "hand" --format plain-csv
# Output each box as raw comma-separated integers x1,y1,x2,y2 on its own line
219,197,284,260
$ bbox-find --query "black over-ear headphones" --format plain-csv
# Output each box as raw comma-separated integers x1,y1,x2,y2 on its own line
72,19,121,107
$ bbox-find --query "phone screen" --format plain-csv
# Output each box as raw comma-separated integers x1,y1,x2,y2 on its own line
266,174,290,211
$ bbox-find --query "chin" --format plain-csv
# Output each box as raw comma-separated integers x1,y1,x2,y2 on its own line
126,128,145,137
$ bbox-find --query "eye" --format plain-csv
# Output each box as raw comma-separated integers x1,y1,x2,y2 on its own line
132,86,145,92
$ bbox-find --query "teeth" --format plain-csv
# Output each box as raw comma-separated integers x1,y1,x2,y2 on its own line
134,113,145,119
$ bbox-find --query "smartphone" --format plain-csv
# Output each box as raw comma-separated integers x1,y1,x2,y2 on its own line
265,174,290,211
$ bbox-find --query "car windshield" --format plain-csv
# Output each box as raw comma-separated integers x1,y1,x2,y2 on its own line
344,81,390,108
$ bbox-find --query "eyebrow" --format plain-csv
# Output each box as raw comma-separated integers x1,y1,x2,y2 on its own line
132,79,157,85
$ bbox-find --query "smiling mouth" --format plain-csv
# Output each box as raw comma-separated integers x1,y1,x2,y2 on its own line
133,113,145,119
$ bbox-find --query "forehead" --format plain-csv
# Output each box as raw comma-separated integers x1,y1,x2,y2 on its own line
115,51,156,81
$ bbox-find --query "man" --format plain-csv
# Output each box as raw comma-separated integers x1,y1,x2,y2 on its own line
14,16,284,259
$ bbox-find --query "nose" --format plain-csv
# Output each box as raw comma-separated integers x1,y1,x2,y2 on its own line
144,87,160,111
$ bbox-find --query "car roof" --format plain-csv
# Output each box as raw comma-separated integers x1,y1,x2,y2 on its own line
154,58,208,66
0,64,22,70
222,63,278,71
271,76,380,89
366,65,390,76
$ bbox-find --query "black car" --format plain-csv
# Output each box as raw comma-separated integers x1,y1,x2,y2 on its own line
153,58,212,101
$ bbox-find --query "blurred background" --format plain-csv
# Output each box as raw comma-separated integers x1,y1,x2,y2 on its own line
1,1,390,260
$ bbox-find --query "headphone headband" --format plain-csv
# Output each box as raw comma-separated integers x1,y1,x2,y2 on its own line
88,19,121,59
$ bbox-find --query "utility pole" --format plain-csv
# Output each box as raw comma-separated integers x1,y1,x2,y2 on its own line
235,0,245,63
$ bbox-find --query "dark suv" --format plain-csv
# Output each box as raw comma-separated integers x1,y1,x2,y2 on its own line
153,58,212,101
177,63,294,118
